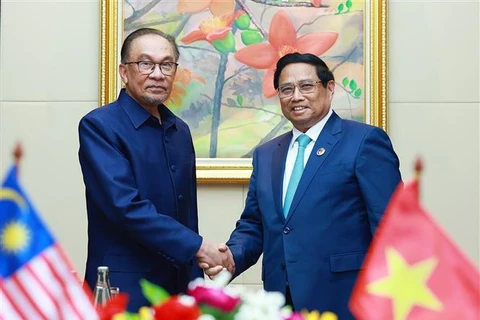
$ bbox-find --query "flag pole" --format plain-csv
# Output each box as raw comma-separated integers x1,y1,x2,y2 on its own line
13,142,23,175
414,157,423,199
414,157,423,180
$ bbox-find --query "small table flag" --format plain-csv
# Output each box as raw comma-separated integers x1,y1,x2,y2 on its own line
349,179,479,320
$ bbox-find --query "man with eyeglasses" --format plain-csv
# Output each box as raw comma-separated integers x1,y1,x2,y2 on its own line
78,28,233,311
203,53,402,319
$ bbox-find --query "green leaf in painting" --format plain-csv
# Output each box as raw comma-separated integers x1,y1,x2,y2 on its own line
236,95,244,106
235,14,251,30
346,0,353,9
241,30,263,46
354,88,362,97
226,98,237,106
337,3,344,14
349,79,357,91
212,32,236,53
342,77,349,87
139,279,170,306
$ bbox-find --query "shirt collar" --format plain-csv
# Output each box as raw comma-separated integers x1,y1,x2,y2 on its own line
118,89,177,130
290,108,333,149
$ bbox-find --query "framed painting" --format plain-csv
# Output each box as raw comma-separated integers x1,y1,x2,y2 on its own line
99,0,388,184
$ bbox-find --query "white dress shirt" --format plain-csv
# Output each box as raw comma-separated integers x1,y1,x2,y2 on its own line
282,109,333,206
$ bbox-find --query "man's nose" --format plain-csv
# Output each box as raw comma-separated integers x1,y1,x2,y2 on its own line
149,64,165,79
291,86,304,100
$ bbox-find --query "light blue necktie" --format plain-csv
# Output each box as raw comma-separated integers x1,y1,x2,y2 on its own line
283,134,312,218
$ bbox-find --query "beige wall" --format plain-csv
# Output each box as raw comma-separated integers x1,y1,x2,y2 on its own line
1,0,478,290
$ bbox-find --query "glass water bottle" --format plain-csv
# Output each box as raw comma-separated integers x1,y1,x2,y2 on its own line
93,266,112,307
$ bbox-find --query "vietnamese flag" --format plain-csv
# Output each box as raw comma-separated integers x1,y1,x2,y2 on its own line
349,179,479,320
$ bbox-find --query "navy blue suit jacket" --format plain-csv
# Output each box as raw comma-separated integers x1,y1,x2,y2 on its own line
226,112,401,319
78,90,203,311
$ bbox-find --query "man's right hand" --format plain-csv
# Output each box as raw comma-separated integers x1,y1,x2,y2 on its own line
195,240,235,275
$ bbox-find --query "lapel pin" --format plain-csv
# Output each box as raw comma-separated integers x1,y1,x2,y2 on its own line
316,148,326,156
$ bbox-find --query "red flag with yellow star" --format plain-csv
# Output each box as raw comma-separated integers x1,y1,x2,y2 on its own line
349,178,480,320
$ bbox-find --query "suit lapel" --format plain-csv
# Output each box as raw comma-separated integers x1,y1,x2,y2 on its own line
286,112,343,222
272,133,292,222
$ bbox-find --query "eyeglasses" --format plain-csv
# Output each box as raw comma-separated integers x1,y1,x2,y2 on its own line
277,80,322,98
124,61,178,76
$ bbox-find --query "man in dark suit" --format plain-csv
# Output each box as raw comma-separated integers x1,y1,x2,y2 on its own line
204,53,402,319
78,28,233,311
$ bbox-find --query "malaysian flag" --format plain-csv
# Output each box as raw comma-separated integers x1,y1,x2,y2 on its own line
0,165,99,320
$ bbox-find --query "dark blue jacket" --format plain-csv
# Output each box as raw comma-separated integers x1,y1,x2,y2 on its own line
227,112,402,319
78,90,203,311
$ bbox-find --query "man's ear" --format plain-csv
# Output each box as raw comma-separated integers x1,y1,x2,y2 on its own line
119,64,128,84
327,80,335,97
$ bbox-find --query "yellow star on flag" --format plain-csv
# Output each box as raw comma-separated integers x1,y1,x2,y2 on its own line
367,247,443,320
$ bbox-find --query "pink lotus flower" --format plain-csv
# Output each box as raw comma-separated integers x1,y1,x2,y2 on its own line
234,10,338,98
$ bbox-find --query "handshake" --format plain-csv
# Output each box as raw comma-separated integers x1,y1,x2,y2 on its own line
195,239,235,279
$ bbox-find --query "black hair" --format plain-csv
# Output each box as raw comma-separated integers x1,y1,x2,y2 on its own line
273,53,334,89
120,28,179,63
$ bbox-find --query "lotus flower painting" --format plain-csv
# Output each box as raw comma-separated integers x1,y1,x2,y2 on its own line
124,0,365,158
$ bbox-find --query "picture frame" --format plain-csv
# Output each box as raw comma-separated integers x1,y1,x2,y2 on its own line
99,0,388,184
